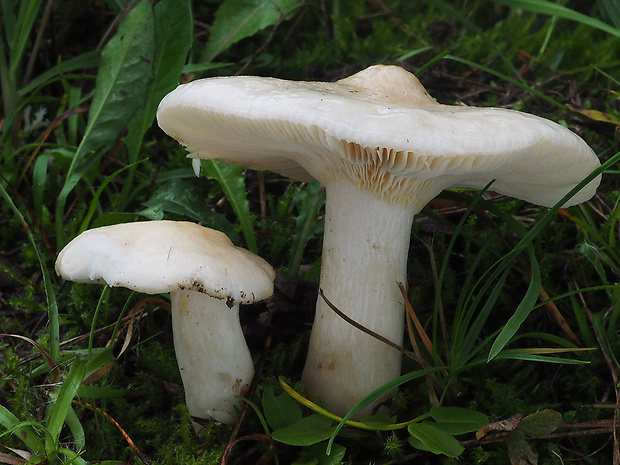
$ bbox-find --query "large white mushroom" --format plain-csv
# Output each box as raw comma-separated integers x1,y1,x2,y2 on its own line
55,220,275,425
156,65,601,416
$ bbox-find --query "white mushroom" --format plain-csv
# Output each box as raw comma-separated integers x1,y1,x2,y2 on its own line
156,65,601,416
55,220,275,425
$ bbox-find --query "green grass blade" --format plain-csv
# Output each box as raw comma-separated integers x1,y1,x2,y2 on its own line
601,0,620,29
487,241,541,361
444,55,565,109
19,50,100,96
491,0,620,38
9,0,42,77
326,366,445,454
78,161,144,234
46,361,87,452
65,408,86,452
0,182,60,360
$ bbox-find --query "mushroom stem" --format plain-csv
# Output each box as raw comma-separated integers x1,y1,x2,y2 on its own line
301,179,422,417
171,289,254,426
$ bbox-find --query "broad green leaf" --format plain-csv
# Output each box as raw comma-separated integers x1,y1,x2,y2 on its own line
57,0,154,247
408,422,464,457
271,414,335,446
200,159,256,252
430,407,489,435
140,178,238,241
125,0,191,143
121,0,192,207
202,0,300,62
517,409,562,437
262,385,303,431
78,0,154,159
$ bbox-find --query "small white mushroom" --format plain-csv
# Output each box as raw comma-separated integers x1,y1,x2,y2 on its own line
157,65,601,416
55,220,275,425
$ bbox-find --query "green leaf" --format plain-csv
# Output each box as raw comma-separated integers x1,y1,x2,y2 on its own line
292,442,347,465
430,407,489,435
271,414,335,446
408,422,464,458
46,361,87,451
78,0,154,159
0,405,44,455
517,409,562,437
262,385,303,431
140,178,238,241
121,0,192,207
202,0,300,62
200,159,257,252
125,0,191,134
327,366,445,453
65,408,85,452
57,0,155,247
488,244,541,361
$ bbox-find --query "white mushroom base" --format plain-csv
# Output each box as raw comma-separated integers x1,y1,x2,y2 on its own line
171,289,255,426
301,180,418,417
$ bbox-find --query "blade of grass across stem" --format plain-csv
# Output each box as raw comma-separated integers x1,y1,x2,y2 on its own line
325,367,445,454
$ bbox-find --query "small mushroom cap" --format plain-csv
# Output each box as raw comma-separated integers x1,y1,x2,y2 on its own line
157,65,600,208
56,221,275,305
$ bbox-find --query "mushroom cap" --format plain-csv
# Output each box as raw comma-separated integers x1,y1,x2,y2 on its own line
157,65,601,208
56,221,275,305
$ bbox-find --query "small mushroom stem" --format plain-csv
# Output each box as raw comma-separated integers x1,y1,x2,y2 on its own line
170,289,254,426
301,179,425,417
